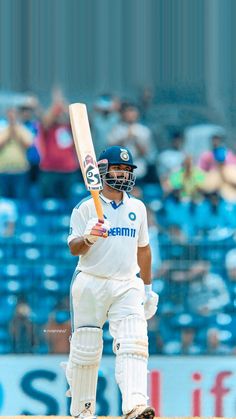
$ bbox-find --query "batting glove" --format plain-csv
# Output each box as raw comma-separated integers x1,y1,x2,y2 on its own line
83,217,110,245
144,284,159,320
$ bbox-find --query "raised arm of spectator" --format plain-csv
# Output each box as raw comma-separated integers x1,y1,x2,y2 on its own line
42,102,65,129
132,126,151,156
13,125,33,148
108,125,130,146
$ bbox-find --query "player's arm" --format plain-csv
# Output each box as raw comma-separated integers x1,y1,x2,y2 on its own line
137,244,152,285
69,237,92,256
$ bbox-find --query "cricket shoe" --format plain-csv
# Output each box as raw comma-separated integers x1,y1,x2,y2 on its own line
124,405,155,419
73,406,97,419
73,413,97,419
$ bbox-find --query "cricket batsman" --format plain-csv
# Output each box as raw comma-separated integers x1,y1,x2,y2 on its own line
64,145,159,419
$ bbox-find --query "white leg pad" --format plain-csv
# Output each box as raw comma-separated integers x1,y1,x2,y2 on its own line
113,316,149,414
66,327,103,417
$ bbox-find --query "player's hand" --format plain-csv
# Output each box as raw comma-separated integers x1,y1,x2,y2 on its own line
144,285,159,320
83,217,110,245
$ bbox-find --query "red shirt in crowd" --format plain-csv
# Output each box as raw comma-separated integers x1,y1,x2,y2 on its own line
39,123,79,172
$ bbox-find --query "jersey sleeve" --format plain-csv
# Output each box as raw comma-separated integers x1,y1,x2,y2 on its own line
67,204,88,245
138,203,149,247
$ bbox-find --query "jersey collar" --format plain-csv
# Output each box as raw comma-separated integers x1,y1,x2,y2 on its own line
100,192,130,208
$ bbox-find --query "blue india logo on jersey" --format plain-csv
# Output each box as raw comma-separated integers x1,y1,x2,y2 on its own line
128,212,136,221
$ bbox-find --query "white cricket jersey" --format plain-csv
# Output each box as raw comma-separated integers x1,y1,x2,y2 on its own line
68,192,149,280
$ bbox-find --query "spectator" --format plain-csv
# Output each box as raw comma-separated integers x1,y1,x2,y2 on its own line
147,314,162,354
11,301,33,353
46,309,70,354
194,192,234,233
199,134,236,172
160,188,196,238
184,124,226,163
0,196,18,237
157,131,185,190
180,327,202,355
0,108,33,199
198,134,236,202
163,326,201,355
205,328,232,355
169,155,206,200
18,96,41,198
187,261,230,316
108,102,155,183
92,94,120,155
38,90,80,199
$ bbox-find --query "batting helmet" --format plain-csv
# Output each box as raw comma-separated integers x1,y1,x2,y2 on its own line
98,146,136,192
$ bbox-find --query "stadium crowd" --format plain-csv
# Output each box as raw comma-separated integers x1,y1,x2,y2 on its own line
1,89,236,355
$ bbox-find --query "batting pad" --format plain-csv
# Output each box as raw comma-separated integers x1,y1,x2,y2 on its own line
113,316,148,414
67,327,103,417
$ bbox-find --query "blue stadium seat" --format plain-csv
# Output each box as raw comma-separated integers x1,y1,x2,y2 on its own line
0,279,22,294
40,279,60,293
30,308,50,325
13,199,31,213
0,327,11,341
170,313,204,329
40,263,61,279
0,264,35,297
1,264,21,278
36,198,67,214
162,340,181,355
49,215,70,233
18,214,39,233
54,310,70,323
0,342,13,354
23,247,42,263
37,264,71,295
70,183,89,207
19,232,38,244
142,183,162,203
32,342,49,354
213,313,236,341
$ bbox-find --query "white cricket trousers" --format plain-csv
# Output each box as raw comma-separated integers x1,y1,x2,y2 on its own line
70,271,146,333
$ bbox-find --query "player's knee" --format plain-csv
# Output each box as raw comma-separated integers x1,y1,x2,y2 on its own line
70,326,103,366
113,315,148,358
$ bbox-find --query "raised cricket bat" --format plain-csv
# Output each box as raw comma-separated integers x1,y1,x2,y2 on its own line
69,103,104,221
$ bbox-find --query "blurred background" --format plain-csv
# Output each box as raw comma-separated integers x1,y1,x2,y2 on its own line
0,0,236,416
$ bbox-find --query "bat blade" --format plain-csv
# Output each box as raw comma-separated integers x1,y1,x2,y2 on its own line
69,103,103,191
69,103,104,221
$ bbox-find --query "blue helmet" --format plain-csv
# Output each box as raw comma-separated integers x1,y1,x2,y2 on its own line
98,146,137,169
98,146,136,192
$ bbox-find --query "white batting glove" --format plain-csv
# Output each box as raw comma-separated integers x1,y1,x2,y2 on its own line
144,284,159,320
83,217,110,246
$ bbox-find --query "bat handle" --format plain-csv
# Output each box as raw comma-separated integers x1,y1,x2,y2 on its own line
90,190,104,222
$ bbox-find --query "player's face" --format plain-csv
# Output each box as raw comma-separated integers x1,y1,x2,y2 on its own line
109,164,133,180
